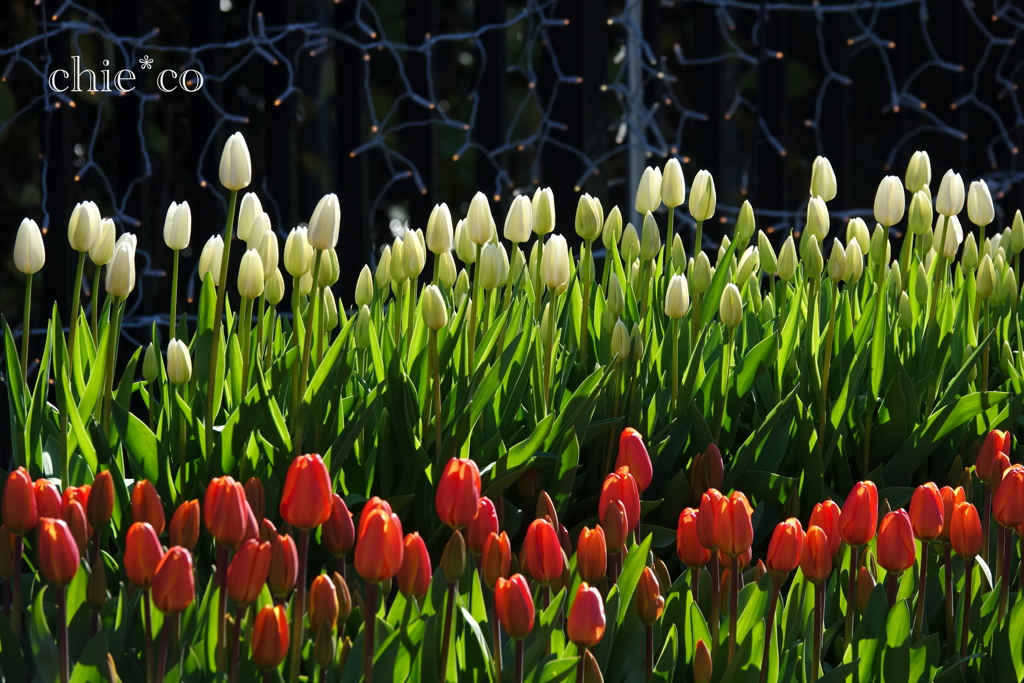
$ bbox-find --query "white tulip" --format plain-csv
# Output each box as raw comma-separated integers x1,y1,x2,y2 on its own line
427,203,454,254
308,194,340,251
265,268,285,305
662,158,685,208
689,169,716,222
466,192,495,245
68,201,101,253
198,235,224,283
935,170,965,217
532,187,556,236
284,227,313,277
635,166,662,215
720,283,743,328
163,201,191,251
665,274,690,318
905,150,931,194
236,193,263,243
105,241,136,297
967,179,994,227
805,197,830,242
873,175,905,227
14,218,45,274
166,338,192,385
238,249,265,300
246,212,271,251
257,230,279,280
810,156,837,202
454,219,477,264
219,132,252,191
90,218,115,266
503,195,533,244
540,234,570,289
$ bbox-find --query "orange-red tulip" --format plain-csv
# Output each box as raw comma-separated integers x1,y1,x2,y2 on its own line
567,582,606,648
227,539,271,605
839,481,878,547
577,526,607,585
152,547,195,613
635,566,664,625
268,532,298,598
937,486,966,543
994,465,1024,528
718,546,752,571
615,428,653,492
694,639,712,683
323,494,355,557
204,476,248,547
243,477,265,523
307,574,339,634
717,492,753,557
676,507,710,567
397,532,432,599
131,481,165,536
466,497,499,555
357,496,393,536
696,489,725,551
435,458,482,530
522,518,563,584
354,508,404,583
877,510,915,573
808,500,841,556
169,500,200,552
800,526,832,583
240,500,260,548
37,518,79,585
62,500,88,558
88,470,114,530
34,479,62,520
125,522,163,588
976,429,1010,483
252,605,289,670
482,531,512,589
950,501,982,559
61,485,90,517
280,454,333,530
601,499,629,553
766,517,804,574
909,483,944,541
689,444,724,500
3,468,38,535
495,574,534,639
599,467,641,532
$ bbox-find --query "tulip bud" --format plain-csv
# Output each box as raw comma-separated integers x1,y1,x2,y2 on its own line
868,223,887,268
873,176,906,227
13,218,44,275
236,193,263,244
252,605,290,671
495,574,535,639
855,565,876,612
994,466,1024,529
810,156,837,202
909,483,943,541
905,191,932,239
904,150,931,193
353,305,372,350
967,179,994,227
640,211,661,261
268,531,299,597
576,526,607,584
125,522,163,588
308,194,341,251
465,192,494,245
765,517,804,575
718,283,743,328
568,583,607,648
481,531,512,589
575,194,603,242
674,234,687,272
169,500,200,552
607,318,630,364
85,471,114,531
805,197,830,243
142,342,159,384
280,454,333,530
540,234,570,289
843,240,863,284
689,170,716,221
662,158,686,208
936,169,965,216
635,166,662,215
264,268,285,306
800,526,832,583
961,233,979,272
36,518,78,585
204,476,248,547
68,201,101,253
756,233,777,277
664,274,690,318
895,291,912,330
530,187,556,237
631,322,644,362
717,235,731,268
88,218,115,267
252,230,279,281
106,241,136,298
522,519,563,584
976,254,996,299
423,202,454,254
839,480,879,547
62,500,89,558
349,267,372,309
937,215,964,259
773,235,796,281
734,246,759,285
228,539,272,605
219,132,251,191
319,289,338,331
950,501,982,558
478,242,507,291
402,235,426,282
354,503,404,583
198,235,224,284
636,566,665,625
235,249,264,300
877,510,916,573
166,338,192,385
440,529,467,582
619,224,640,265
687,253,711,295
693,639,713,683
284,227,313,277
131,480,166,535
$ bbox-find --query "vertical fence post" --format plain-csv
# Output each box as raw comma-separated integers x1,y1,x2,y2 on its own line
475,0,506,207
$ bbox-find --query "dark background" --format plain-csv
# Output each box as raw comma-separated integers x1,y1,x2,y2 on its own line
1,0,1023,352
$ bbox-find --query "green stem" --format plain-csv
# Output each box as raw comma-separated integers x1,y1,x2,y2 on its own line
982,300,990,394
534,239,545,321
694,218,704,265
240,297,253,397
544,288,559,414
580,240,592,369
21,273,32,390
170,249,180,336
671,317,680,415
205,189,238,462
91,265,101,343
431,329,442,454
101,297,124,438
845,545,860,649
818,281,839,457
929,214,950,329
960,559,973,664
295,250,323,455
714,327,734,442
666,208,676,274
255,293,265,359
178,386,187,494
288,529,309,683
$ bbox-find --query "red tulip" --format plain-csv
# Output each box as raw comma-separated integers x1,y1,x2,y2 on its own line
877,510,915,573
227,539,272,606
240,500,260,548
696,489,726,551
354,508,404,583
466,497,499,555
3,468,38,535
601,499,629,553
950,502,982,559
717,492,753,557
357,497,393,537
33,479,62,520
766,517,804,574
994,465,1024,529
280,454,333,530
61,485,90,517
482,531,512,589
567,582,606,648
577,526,608,585
976,430,1010,483
204,476,248,547
615,428,653,492
88,470,115,530
397,532,432,599
694,639,712,683
243,477,265,523
808,500,841,556
323,494,355,557
268,532,298,598
152,547,196,613
252,605,289,670
800,526,832,584
125,522,163,588
37,518,79,585
718,546,752,571
689,443,724,500
909,483,944,541
522,518,563,584
435,458,482,530
169,500,200,552
839,481,878,547
598,466,641,533
307,574,339,635
62,500,88,558
495,574,534,639
635,566,664,625
131,481,165,536
676,507,711,568
937,486,966,543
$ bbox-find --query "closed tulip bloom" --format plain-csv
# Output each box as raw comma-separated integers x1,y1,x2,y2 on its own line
268,532,299,597
909,483,944,541
90,218,115,266
252,605,289,670
717,491,754,557
125,522,163,588
676,508,710,567
86,470,114,531
204,476,248,547
574,194,603,242
131,480,166,535
766,518,805,574
976,254,996,299
219,132,251,190
696,489,726,551
280,454,333,530
228,539,272,605
37,518,80,586
427,202,455,253
63,500,88,558
540,234,570,289
435,457,482,530
402,232,426,279
839,481,878,547
169,500,200,552
163,201,191,251
805,197,830,242
846,217,870,254
635,166,662,215
937,486,966,543
690,445,725,499
14,218,46,274
306,194,340,251
397,532,432,599
855,566,875,612
994,465,1024,529
599,467,641,533
636,567,665,626
800,526,832,583
495,574,534,639
614,428,653,492
808,500,841,557
466,192,495,245
354,507,404,583
106,241,136,297
198,235,224,283
236,193,263,243
776,235,797,281
323,494,355,557
720,283,743,328
236,249,265,300
152,547,196,613
935,214,963,258
950,502,982,558
567,583,606,648
694,639,712,683
68,201,101,252
689,169,716,221
577,526,608,584
284,227,313,277
810,156,837,202
601,206,623,252
976,430,1011,483
238,479,263,525
307,574,339,635
661,158,685,208
907,190,933,237
61,484,90,514
467,497,499,555
640,211,661,261
827,240,847,282
529,186,555,236
936,169,965,216
164,338,192,386
420,284,448,331
905,150,931,193
454,219,477,265
877,510,916,573
481,531,512,589
34,479,63,521
967,179,994,227
873,176,905,226
520,518,562,584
